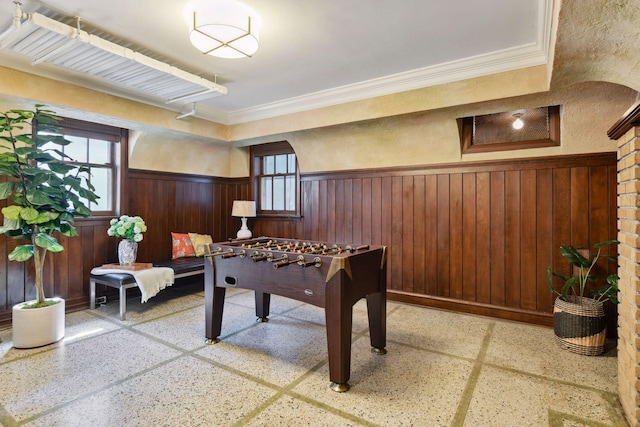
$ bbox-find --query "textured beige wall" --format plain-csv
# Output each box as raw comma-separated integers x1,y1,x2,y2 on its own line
261,81,636,173
230,66,551,142
129,130,249,177
551,0,640,92
1,74,634,176
130,80,635,176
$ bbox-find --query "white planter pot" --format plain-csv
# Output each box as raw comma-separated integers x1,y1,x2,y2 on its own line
12,298,65,349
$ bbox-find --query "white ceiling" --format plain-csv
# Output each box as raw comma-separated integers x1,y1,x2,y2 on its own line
0,0,553,125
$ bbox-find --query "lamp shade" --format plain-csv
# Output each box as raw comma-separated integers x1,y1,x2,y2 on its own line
185,0,261,59
232,200,256,217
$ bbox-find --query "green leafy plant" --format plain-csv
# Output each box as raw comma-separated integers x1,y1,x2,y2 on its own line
0,106,98,308
547,239,619,305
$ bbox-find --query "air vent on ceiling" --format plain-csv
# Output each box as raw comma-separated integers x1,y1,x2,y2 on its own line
0,4,227,104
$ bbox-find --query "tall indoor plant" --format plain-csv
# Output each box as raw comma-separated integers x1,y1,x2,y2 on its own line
0,105,98,347
547,239,619,355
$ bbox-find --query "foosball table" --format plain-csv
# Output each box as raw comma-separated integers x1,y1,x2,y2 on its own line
203,237,388,392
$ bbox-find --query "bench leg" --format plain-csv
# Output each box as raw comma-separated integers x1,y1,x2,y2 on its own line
90,279,96,310
119,286,127,321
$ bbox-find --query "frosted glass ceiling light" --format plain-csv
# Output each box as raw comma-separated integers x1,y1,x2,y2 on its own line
512,113,524,130
186,0,261,59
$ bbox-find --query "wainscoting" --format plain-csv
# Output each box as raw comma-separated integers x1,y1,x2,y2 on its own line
0,170,249,325
255,153,618,327
0,153,617,328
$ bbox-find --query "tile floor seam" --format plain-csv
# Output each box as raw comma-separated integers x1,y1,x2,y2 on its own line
230,349,382,427
548,408,612,427
0,325,128,367
450,321,495,427
481,361,621,396
602,393,630,427
284,388,384,427
384,337,476,363
85,297,204,327
0,403,17,427
15,352,186,426
229,358,329,427
189,351,285,392
230,391,287,427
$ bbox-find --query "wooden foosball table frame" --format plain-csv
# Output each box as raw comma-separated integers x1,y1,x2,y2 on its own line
204,237,387,392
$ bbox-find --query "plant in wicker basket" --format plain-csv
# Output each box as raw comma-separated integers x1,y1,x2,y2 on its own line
547,239,619,356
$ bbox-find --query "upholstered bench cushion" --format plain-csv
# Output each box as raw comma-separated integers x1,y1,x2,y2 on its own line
91,272,136,288
153,257,205,276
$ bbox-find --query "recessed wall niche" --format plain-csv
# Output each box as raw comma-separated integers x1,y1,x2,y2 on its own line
459,105,561,153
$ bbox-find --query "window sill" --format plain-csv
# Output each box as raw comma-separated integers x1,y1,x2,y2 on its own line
257,213,302,220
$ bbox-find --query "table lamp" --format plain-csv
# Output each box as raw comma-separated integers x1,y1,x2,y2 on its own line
232,200,256,239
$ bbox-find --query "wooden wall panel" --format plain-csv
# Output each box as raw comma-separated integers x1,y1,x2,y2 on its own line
536,169,554,312
490,171,505,306
278,152,618,326
424,176,438,296
462,174,476,301
449,174,463,300
476,172,491,304
504,170,521,308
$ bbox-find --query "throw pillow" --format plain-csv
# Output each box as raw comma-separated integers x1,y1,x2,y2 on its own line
171,232,196,259
189,233,213,257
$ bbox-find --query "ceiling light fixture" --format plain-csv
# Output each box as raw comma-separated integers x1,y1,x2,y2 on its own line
512,113,524,130
185,0,261,59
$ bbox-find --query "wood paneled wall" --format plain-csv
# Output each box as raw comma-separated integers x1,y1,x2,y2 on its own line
0,170,248,326
255,153,618,326
0,154,617,329
125,170,248,262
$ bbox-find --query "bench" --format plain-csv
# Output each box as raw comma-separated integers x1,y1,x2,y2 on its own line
89,257,205,320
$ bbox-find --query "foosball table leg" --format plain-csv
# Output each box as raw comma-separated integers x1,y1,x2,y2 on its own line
255,291,271,322
325,273,354,392
330,382,350,392
366,289,387,353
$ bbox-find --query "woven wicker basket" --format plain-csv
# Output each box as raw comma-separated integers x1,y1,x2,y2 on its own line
553,296,607,356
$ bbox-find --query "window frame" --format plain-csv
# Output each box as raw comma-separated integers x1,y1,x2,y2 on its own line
250,141,301,218
35,117,127,218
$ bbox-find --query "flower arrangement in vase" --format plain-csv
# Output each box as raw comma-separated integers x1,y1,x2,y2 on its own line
107,215,147,265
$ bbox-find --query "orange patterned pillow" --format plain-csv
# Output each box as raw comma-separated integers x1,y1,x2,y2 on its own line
171,232,195,259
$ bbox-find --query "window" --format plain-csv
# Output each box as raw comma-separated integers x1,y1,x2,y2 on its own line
37,117,126,216
251,141,299,216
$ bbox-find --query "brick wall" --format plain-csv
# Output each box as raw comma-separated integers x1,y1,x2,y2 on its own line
617,126,640,426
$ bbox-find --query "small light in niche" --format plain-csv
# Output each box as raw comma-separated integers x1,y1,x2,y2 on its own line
512,113,524,130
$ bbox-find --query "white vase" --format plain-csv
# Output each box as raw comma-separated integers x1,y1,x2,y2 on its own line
118,239,138,266
12,297,65,349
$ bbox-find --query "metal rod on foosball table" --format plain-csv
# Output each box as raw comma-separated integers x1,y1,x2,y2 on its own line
273,255,304,269
251,251,273,262
270,254,288,263
208,248,234,257
299,256,323,268
221,250,246,259
241,240,275,249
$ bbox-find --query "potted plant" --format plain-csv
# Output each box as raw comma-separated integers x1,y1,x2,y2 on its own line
107,215,147,266
547,239,619,356
0,105,98,348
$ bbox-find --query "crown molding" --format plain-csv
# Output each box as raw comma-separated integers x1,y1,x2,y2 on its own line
227,43,548,125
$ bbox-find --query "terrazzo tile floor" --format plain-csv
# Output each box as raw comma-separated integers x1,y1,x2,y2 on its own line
0,283,627,426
